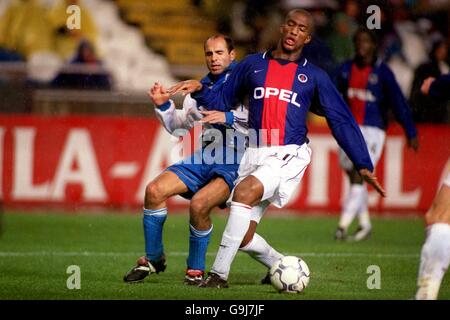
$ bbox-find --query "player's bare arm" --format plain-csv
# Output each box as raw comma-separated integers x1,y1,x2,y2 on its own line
420,77,436,95
168,80,203,96
358,168,386,197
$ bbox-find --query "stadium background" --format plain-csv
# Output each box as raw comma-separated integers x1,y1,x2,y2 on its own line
0,0,449,301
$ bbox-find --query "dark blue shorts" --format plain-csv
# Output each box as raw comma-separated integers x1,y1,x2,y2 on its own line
166,147,240,200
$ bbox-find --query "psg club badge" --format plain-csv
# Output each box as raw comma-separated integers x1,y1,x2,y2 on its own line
298,73,308,83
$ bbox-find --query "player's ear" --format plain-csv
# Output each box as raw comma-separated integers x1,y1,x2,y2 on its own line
304,34,312,45
229,49,236,61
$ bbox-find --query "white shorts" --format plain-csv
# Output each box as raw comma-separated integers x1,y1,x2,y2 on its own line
232,143,312,208
339,125,386,171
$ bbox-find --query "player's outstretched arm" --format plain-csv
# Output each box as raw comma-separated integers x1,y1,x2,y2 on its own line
359,169,386,197
148,82,193,135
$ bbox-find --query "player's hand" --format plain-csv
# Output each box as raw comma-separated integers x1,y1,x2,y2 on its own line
407,137,419,152
148,82,170,106
168,80,203,96
199,111,226,124
359,168,386,197
420,77,435,95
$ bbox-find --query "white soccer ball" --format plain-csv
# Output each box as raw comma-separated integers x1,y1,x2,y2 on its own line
270,256,310,293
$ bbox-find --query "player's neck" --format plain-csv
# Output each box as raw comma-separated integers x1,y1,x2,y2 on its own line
272,45,303,62
355,55,375,67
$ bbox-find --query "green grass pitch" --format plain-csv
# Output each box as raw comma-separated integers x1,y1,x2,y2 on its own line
0,210,449,300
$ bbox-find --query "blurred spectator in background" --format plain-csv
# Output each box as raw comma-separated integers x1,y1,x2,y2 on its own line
410,40,450,123
326,0,359,64
243,0,282,53
0,0,53,60
302,36,336,75
51,40,111,90
48,0,99,62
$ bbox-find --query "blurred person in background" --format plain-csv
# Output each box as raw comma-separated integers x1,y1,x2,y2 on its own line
0,0,53,60
48,0,99,62
326,0,359,65
410,40,449,123
50,39,111,90
333,27,418,241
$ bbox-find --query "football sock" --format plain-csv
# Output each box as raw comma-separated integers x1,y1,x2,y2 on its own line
357,186,371,229
416,223,450,300
143,207,167,262
239,233,283,268
211,201,251,280
187,224,213,271
338,184,365,230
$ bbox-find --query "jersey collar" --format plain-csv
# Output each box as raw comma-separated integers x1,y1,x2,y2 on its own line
202,60,238,86
264,48,308,66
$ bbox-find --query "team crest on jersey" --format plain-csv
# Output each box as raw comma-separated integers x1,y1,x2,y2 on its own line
369,74,378,84
298,74,308,83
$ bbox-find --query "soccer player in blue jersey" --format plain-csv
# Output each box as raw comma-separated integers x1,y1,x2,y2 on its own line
169,9,386,288
333,27,418,241
123,34,284,285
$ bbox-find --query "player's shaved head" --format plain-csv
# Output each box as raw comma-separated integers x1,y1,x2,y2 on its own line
204,34,235,53
285,9,315,35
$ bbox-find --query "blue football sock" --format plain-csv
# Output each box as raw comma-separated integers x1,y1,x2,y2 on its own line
187,224,213,271
143,208,167,262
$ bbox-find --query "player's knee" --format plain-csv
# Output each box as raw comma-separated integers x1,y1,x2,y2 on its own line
190,196,210,217
240,233,253,248
232,182,261,206
425,207,441,225
145,182,167,206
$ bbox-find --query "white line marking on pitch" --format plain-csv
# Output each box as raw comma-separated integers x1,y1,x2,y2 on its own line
0,251,419,258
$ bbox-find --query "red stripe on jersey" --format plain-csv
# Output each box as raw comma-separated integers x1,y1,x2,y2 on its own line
261,60,298,145
348,63,372,124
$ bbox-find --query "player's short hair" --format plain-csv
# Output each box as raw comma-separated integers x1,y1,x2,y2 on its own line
204,34,235,53
353,27,378,45
285,8,315,34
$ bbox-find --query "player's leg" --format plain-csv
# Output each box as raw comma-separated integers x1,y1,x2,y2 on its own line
352,127,385,241
200,175,264,287
336,169,367,240
416,181,450,300
184,177,230,285
239,201,284,284
202,145,311,287
124,170,189,283
336,127,384,241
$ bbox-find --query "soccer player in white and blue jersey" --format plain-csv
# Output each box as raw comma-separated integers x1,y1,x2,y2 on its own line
123,35,284,285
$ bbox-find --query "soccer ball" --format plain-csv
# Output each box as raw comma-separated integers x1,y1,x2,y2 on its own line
269,256,310,293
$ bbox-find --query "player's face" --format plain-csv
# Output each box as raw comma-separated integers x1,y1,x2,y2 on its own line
354,32,376,60
280,12,312,53
204,37,236,75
